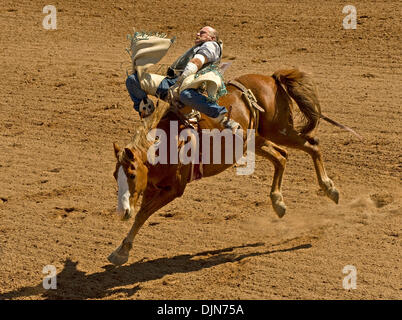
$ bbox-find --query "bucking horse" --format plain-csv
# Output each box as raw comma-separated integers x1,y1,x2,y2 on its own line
108,66,360,266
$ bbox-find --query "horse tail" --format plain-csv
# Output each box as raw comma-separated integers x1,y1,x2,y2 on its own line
272,69,321,140
272,69,362,141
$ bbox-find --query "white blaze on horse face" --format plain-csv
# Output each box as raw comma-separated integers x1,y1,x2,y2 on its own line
117,166,131,216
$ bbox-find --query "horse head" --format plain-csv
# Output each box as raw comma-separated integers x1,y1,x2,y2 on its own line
113,143,148,220
112,98,170,220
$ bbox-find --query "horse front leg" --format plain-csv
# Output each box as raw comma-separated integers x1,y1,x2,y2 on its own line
107,186,180,266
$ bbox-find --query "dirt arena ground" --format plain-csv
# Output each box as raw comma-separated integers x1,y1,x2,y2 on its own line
0,0,400,300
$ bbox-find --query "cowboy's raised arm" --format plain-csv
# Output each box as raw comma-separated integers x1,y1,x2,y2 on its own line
177,41,221,84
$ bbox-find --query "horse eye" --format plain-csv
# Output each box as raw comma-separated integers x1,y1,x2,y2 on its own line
129,174,135,179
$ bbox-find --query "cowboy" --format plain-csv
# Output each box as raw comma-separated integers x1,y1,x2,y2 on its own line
125,26,240,131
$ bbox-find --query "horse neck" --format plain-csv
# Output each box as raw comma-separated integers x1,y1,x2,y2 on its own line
144,113,183,182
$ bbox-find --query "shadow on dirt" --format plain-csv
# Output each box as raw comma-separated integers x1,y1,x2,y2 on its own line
0,242,311,300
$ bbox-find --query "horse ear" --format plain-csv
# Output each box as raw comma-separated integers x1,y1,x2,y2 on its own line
113,142,121,159
124,148,135,161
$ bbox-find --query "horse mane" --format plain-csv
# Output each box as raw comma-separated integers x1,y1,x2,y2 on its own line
126,99,171,162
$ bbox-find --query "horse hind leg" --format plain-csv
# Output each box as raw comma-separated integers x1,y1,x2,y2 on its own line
303,137,339,204
272,130,339,204
256,137,288,218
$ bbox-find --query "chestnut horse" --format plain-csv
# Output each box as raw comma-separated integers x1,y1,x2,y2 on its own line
109,69,349,266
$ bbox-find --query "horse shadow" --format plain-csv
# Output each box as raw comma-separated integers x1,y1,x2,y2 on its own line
0,242,311,300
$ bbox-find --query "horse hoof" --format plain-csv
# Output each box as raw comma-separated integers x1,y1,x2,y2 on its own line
327,187,339,204
273,202,287,218
270,192,286,218
107,251,129,266
107,241,132,266
121,209,132,221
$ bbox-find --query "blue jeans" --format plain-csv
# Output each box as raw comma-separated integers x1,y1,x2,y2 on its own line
179,89,227,119
126,74,147,111
126,73,227,118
